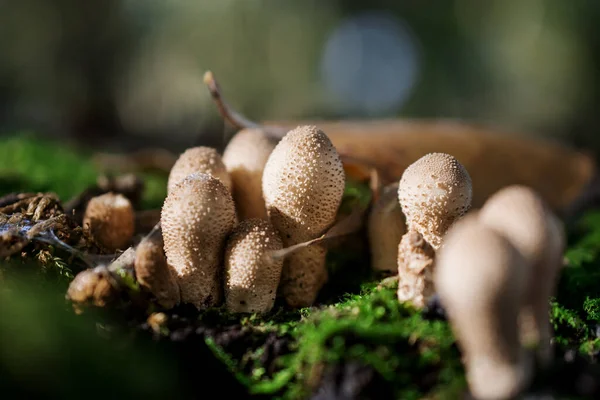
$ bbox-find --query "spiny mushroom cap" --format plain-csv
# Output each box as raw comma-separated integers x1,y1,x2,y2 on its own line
368,182,406,274
435,213,530,399
262,125,345,244
83,192,135,251
161,173,236,308
134,232,180,309
478,185,560,269
398,152,472,249
167,146,231,194
224,218,283,313
222,129,277,220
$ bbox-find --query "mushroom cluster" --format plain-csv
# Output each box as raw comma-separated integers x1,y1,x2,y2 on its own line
77,125,345,314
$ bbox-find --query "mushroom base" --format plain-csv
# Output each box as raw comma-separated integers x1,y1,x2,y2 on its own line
396,230,436,308
279,244,328,308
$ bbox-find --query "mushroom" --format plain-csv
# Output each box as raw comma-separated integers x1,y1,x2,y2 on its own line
435,213,532,400
134,230,181,309
478,185,566,366
161,173,236,309
167,146,231,194
66,266,119,314
83,192,135,252
224,218,283,313
262,125,345,308
396,153,472,307
367,182,406,275
222,128,277,220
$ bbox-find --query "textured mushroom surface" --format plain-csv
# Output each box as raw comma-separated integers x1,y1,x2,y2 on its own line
224,218,283,313
396,229,435,308
83,192,135,252
161,173,236,309
398,152,472,249
478,185,565,365
435,214,531,400
167,146,231,194
134,231,180,309
262,125,345,307
222,128,277,220
368,182,406,275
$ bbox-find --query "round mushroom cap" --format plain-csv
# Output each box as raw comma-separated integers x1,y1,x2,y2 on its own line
83,193,135,251
161,173,236,308
134,232,180,309
222,129,277,220
368,182,406,274
478,185,558,267
435,213,530,399
224,218,283,314
262,125,345,244
398,153,472,248
167,146,231,194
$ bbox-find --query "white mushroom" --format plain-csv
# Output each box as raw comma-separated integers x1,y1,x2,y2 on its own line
222,128,277,220
478,185,566,365
396,153,472,307
224,218,283,313
262,125,345,308
161,173,236,309
435,213,532,400
167,146,231,194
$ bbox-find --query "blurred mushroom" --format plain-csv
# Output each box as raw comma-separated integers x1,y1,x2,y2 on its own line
435,214,532,400
479,185,566,366
222,128,277,220
367,182,406,275
167,147,231,194
83,192,135,252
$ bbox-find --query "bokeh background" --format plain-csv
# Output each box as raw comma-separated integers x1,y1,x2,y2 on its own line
2,0,600,154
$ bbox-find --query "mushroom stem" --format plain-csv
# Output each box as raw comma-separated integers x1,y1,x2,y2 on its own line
279,244,328,308
396,229,435,308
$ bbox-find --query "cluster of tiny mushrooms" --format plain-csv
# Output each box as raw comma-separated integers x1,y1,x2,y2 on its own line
66,71,567,400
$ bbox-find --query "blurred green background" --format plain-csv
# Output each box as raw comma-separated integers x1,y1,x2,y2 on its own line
1,0,599,153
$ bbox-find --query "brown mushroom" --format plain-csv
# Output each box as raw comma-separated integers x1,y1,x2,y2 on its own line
167,146,231,194
83,192,135,252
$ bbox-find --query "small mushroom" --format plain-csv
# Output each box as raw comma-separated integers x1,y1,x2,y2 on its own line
478,185,565,365
66,266,120,314
396,153,472,307
222,128,277,220
367,182,406,275
435,213,532,400
262,125,345,308
161,173,236,309
83,192,135,252
224,218,283,313
134,230,180,309
167,146,231,194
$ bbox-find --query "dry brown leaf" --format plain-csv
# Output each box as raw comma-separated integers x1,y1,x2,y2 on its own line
205,71,596,212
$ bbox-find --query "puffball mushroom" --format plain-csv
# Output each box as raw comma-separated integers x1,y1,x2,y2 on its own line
435,214,532,400
83,192,135,252
167,146,231,194
262,125,345,308
397,152,473,250
396,153,472,307
134,231,180,309
161,173,236,309
478,185,565,365
224,218,283,313
367,182,406,275
222,128,277,220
